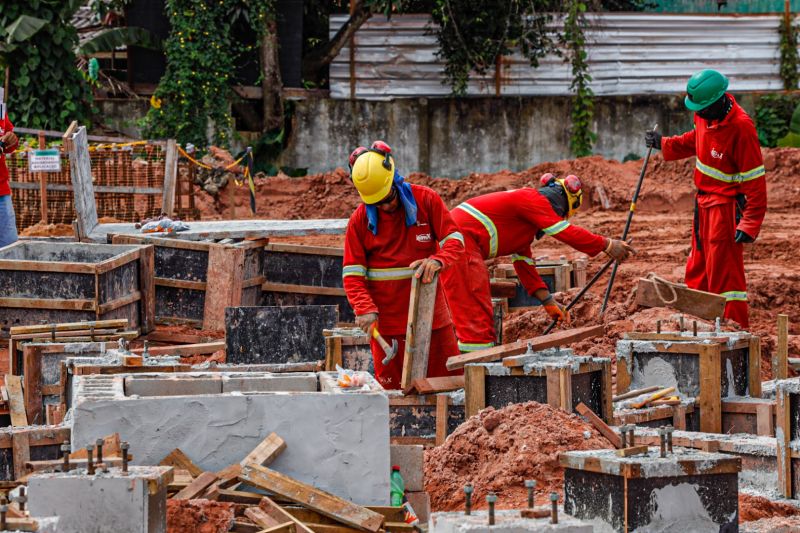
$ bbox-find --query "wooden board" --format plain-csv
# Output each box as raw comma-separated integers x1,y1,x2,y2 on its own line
240,433,286,468
464,365,486,418
575,402,622,449
698,344,722,433
67,126,98,240
138,244,156,333
405,376,464,395
239,464,384,532
635,278,726,321
776,314,789,381
9,319,129,336
777,386,793,498
401,274,438,390
225,306,337,365
131,341,225,357
260,497,315,533
203,245,246,331
22,345,43,425
447,325,604,371
5,375,27,427
435,394,449,446
159,448,204,478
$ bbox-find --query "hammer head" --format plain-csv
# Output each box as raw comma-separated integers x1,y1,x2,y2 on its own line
381,340,399,365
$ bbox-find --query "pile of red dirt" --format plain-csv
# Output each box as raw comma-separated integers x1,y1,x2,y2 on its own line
739,493,800,523
167,499,234,533
424,401,613,512
741,516,800,532
19,222,74,237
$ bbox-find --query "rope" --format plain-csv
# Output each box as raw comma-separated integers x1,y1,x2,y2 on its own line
645,273,683,305
177,145,246,172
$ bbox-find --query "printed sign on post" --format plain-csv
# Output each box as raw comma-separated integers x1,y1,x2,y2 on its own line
29,149,62,173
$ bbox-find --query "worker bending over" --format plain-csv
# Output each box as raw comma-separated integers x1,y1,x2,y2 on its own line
343,141,465,389
645,69,766,328
441,174,633,352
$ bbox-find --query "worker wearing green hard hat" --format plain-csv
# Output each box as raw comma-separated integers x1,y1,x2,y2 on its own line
643,69,767,330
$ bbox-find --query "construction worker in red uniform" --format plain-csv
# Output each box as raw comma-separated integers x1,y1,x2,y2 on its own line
645,70,766,328
441,175,634,352
342,141,465,389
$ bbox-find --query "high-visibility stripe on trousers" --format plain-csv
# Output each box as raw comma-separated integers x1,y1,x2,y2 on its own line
440,233,497,351
685,198,749,328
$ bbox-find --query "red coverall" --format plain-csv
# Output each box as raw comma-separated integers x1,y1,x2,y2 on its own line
662,94,766,328
0,115,19,195
440,188,608,352
342,184,465,389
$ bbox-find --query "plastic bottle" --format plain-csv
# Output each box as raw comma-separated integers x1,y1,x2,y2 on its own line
390,465,405,506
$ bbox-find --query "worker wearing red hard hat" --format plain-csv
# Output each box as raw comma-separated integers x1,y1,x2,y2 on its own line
645,70,766,328
343,141,465,388
440,175,634,353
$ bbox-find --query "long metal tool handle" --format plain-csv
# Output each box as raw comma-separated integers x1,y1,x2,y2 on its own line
542,256,615,335
599,123,658,315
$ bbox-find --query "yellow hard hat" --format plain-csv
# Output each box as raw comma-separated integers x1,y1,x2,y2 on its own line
539,173,583,218
351,150,395,204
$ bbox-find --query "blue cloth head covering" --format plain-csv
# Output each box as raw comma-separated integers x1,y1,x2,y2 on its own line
365,171,417,235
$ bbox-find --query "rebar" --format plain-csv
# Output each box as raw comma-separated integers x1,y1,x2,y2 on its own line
550,492,559,524
525,479,536,509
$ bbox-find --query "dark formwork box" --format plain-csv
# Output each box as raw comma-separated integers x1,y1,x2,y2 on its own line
261,243,354,322
0,242,155,335
111,234,265,330
323,327,373,373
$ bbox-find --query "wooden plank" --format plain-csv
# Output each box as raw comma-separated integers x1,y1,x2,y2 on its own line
265,243,343,257
405,375,465,395
698,344,722,433
131,341,225,357
138,244,156,333
601,361,614,422
161,139,179,216
12,328,124,341
239,465,384,532
203,245,246,331
260,497,315,533
0,259,96,274
435,393,449,446
144,331,216,344
575,402,622,449
448,325,604,370
111,233,212,252
631,387,676,409
159,448,204,478
756,403,774,437
749,335,762,398
545,368,561,409
464,365,486,419
6,375,28,427
559,367,572,412
216,489,264,505
325,336,343,372
776,386,793,498
22,345,42,426
489,280,517,299
156,277,207,290
9,319,128,336
12,432,30,480
672,404,687,431
240,433,286,468
97,291,141,314
612,386,661,402
635,278,726,321
95,248,141,275
775,315,789,382
68,126,99,240
401,274,438,390
262,282,345,297
173,471,218,500
616,445,649,457
244,507,284,529
0,297,95,311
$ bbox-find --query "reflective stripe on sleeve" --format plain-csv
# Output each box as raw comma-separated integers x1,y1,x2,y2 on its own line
511,254,535,266
342,265,367,278
541,220,570,236
739,165,765,182
455,203,499,258
720,290,747,302
439,231,465,248
458,341,496,352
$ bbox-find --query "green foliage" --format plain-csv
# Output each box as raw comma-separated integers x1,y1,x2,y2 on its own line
754,94,800,147
777,101,800,147
79,27,162,56
0,2,91,129
779,15,799,90
144,0,273,148
563,0,595,157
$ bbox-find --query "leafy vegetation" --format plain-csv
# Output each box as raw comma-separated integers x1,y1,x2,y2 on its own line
754,94,800,147
779,14,799,90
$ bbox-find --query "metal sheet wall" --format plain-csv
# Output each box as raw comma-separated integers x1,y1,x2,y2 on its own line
330,13,784,99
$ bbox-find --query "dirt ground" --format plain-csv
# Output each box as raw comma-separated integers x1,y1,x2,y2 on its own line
166,499,234,533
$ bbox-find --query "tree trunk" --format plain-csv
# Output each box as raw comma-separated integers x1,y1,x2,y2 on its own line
260,19,283,133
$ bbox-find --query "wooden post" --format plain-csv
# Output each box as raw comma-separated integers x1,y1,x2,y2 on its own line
37,131,48,224
203,244,245,331
559,367,573,413
546,367,561,409
698,344,722,433
776,384,793,498
464,365,486,419
749,335,762,398
400,273,438,390
138,244,156,333
325,336,343,371
22,345,42,426
161,139,178,217
776,314,789,381
435,394,449,446
65,125,99,241
601,362,614,423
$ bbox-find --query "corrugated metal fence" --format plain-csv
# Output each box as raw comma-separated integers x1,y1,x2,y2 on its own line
330,13,784,99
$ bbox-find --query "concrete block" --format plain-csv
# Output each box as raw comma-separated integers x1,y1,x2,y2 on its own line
28,466,171,533
430,510,592,533
406,491,430,524
390,444,424,492
72,372,391,505
124,375,222,397
221,373,318,393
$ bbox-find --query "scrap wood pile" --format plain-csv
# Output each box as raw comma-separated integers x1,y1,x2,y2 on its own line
163,433,414,533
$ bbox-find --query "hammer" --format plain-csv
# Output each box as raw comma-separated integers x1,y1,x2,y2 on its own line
373,325,399,365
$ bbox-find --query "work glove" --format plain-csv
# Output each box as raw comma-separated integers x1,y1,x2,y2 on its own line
644,130,662,150
542,296,570,325
734,230,755,244
604,239,636,262
355,312,378,334
410,257,442,284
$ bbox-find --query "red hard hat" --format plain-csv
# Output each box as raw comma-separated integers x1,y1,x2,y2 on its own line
539,173,556,186
371,140,392,155
563,174,582,194
349,146,368,169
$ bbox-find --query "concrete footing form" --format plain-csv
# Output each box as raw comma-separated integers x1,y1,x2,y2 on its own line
430,510,594,533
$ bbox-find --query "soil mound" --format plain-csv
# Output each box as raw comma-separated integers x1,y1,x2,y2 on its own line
424,401,613,512
739,493,800,523
167,499,234,533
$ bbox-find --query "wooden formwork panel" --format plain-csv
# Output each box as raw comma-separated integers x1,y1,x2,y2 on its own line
389,395,465,446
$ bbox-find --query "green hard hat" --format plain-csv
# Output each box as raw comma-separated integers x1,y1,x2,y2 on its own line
684,69,729,111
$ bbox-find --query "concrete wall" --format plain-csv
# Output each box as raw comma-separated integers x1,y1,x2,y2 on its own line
99,93,762,177
70,374,390,505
